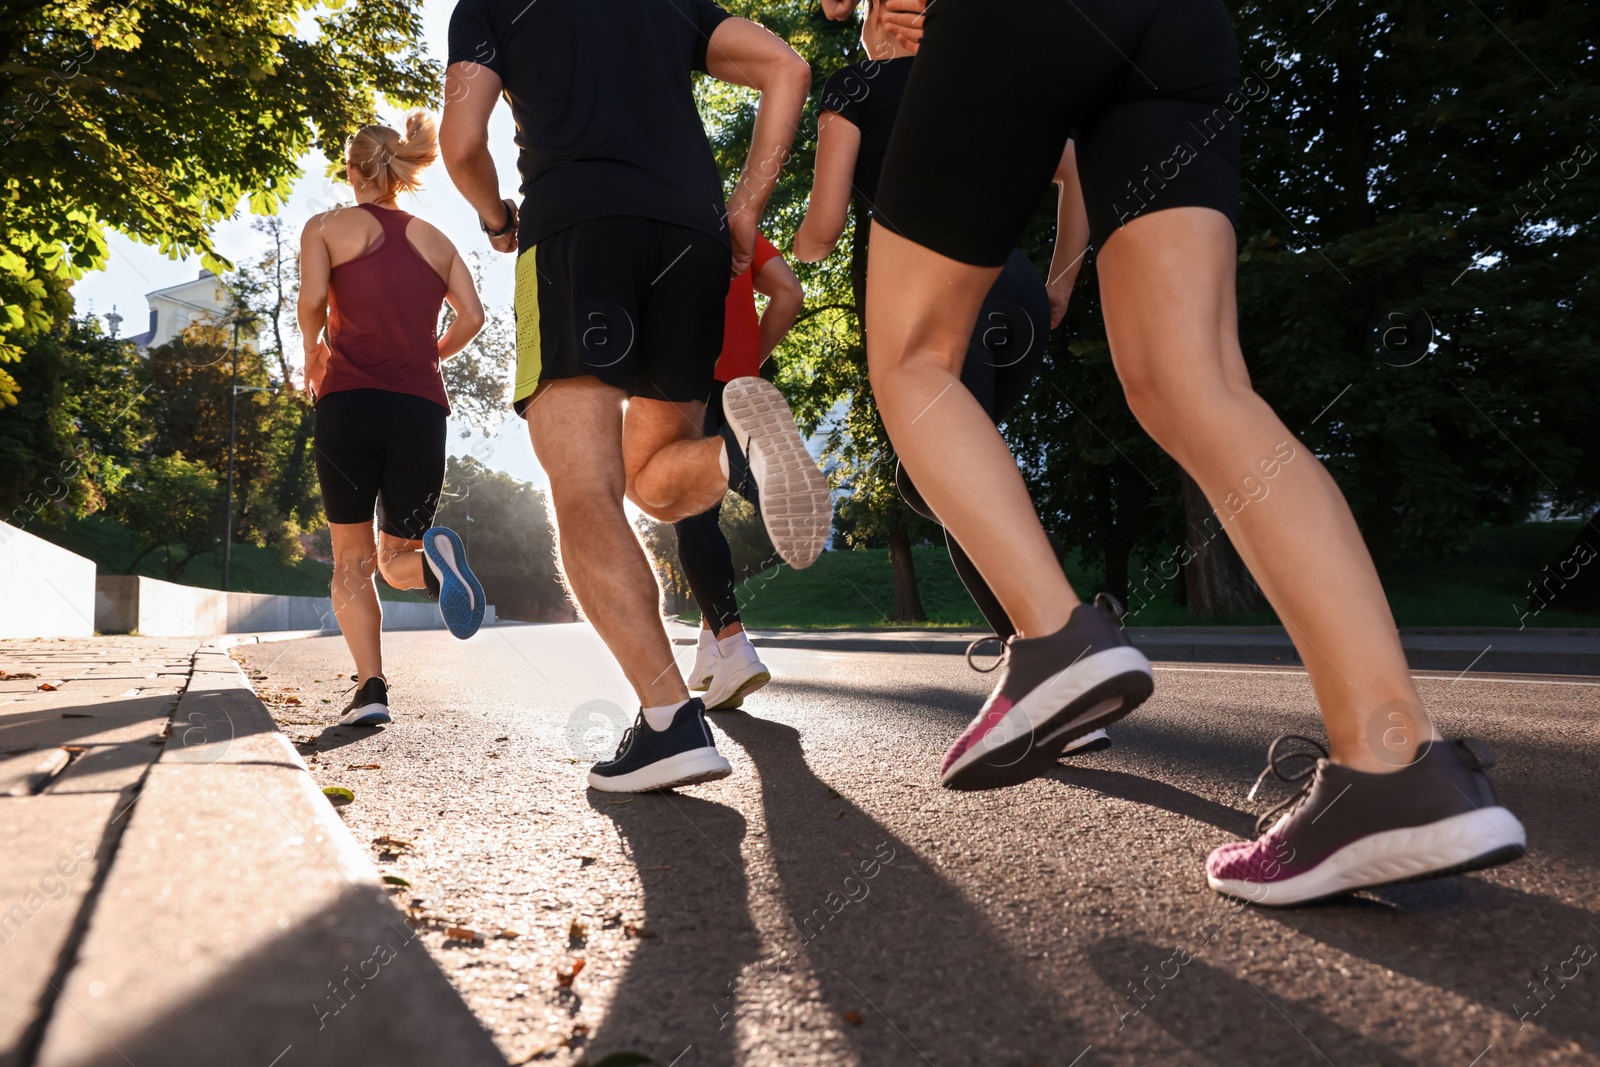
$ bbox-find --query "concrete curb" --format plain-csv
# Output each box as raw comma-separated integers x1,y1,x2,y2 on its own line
716,626,1600,676
33,648,507,1067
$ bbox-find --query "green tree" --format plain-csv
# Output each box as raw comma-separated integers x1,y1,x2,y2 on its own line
1231,0,1600,567
442,255,517,436
0,0,437,390
110,452,223,578
0,312,148,527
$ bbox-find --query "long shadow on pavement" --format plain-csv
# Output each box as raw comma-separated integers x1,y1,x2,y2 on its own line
1263,877,1600,1056
584,792,762,1067
714,711,1093,1067
1085,935,1423,1066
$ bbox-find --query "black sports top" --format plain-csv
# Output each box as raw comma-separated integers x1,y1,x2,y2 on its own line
447,0,734,249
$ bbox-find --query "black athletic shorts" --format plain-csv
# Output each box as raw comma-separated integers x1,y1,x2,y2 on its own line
876,0,1241,263
512,216,732,413
313,388,447,540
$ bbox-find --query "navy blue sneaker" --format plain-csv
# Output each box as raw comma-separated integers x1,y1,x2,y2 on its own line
588,699,732,793
339,676,391,727
423,526,485,640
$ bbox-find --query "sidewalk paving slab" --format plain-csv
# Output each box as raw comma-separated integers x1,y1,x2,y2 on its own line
0,638,507,1067
0,794,125,1067
34,762,507,1067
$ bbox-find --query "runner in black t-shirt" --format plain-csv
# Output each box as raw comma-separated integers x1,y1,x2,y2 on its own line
440,0,827,794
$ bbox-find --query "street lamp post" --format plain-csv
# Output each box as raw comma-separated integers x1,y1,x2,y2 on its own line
223,321,238,591
222,318,267,592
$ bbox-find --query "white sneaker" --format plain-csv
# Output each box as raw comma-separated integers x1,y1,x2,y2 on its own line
688,630,720,692
720,377,831,569
703,634,772,711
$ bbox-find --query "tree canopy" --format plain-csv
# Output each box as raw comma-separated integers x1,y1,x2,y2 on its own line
0,0,437,400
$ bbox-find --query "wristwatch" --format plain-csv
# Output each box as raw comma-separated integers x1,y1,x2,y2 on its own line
481,198,516,238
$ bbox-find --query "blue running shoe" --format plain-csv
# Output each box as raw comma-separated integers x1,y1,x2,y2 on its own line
588,699,732,793
423,526,485,640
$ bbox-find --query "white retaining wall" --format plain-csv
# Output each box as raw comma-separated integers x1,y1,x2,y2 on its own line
94,575,491,637
0,521,98,638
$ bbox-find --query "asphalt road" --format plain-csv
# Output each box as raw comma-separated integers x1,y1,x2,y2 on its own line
236,624,1600,1067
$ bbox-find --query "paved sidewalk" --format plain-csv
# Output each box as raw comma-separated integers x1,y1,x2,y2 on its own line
726,625,1600,675
0,637,504,1067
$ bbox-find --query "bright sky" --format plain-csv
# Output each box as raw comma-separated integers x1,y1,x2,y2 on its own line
70,0,548,487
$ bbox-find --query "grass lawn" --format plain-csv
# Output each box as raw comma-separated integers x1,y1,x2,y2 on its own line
31,515,427,602
684,521,1597,630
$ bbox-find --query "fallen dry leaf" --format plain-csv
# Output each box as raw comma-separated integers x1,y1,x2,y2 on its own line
569,919,588,943
37,683,57,691
835,808,846,819
372,834,413,851
494,736,509,742
647,864,670,871
497,928,521,940
555,958,586,987
0,671,39,680
347,762,381,770
445,925,481,942
623,923,657,939
843,1010,863,1026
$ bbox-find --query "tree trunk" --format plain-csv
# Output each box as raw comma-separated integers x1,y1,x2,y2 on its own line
886,521,926,622
1180,472,1269,618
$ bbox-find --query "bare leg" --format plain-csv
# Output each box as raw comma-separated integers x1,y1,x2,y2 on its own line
1097,208,1435,772
376,532,425,591
624,396,727,523
329,521,383,684
527,377,688,707
865,221,1081,638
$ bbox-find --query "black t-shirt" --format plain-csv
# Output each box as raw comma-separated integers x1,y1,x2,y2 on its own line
819,56,915,229
447,0,733,249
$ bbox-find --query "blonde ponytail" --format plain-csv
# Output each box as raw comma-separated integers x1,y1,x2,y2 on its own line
345,110,440,199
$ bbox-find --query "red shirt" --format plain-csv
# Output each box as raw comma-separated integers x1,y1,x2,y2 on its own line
714,234,784,383
321,203,451,410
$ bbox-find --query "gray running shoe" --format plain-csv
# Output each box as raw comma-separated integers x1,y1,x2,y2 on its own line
941,598,1152,790
1208,735,1526,906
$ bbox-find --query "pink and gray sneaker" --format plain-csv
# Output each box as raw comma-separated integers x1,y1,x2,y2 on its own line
940,596,1153,790
1207,735,1526,906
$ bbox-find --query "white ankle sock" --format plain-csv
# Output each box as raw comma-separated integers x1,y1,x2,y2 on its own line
698,628,718,651
717,632,752,658
718,440,730,480
641,701,683,731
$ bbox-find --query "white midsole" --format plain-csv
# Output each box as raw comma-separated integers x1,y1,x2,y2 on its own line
430,533,475,610
340,702,390,725
947,645,1152,777
704,661,771,710
587,746,732,793
1208,805,1527,906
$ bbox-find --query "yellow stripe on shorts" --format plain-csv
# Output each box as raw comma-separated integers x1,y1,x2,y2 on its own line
514,246,542,407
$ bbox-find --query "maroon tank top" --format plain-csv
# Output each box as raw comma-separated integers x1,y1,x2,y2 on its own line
320,203,451,410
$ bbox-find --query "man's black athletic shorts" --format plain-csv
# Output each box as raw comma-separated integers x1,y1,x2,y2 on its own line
314,388,447,540
512,216,732,413
876,0,1242,264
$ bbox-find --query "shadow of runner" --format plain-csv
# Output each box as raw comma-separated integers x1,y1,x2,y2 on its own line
715,712,1091,1067
584,791,761,1067
1084,935,1424,1066
1045,766,1256,837
1262,877,1600,1056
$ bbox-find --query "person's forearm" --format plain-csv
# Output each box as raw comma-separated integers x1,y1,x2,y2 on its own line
728,68,809,225
793,218,841,263
444,147,511,231
297,305,327,387
437,315,484,362
1049,150,1090,290
758,294,802,360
